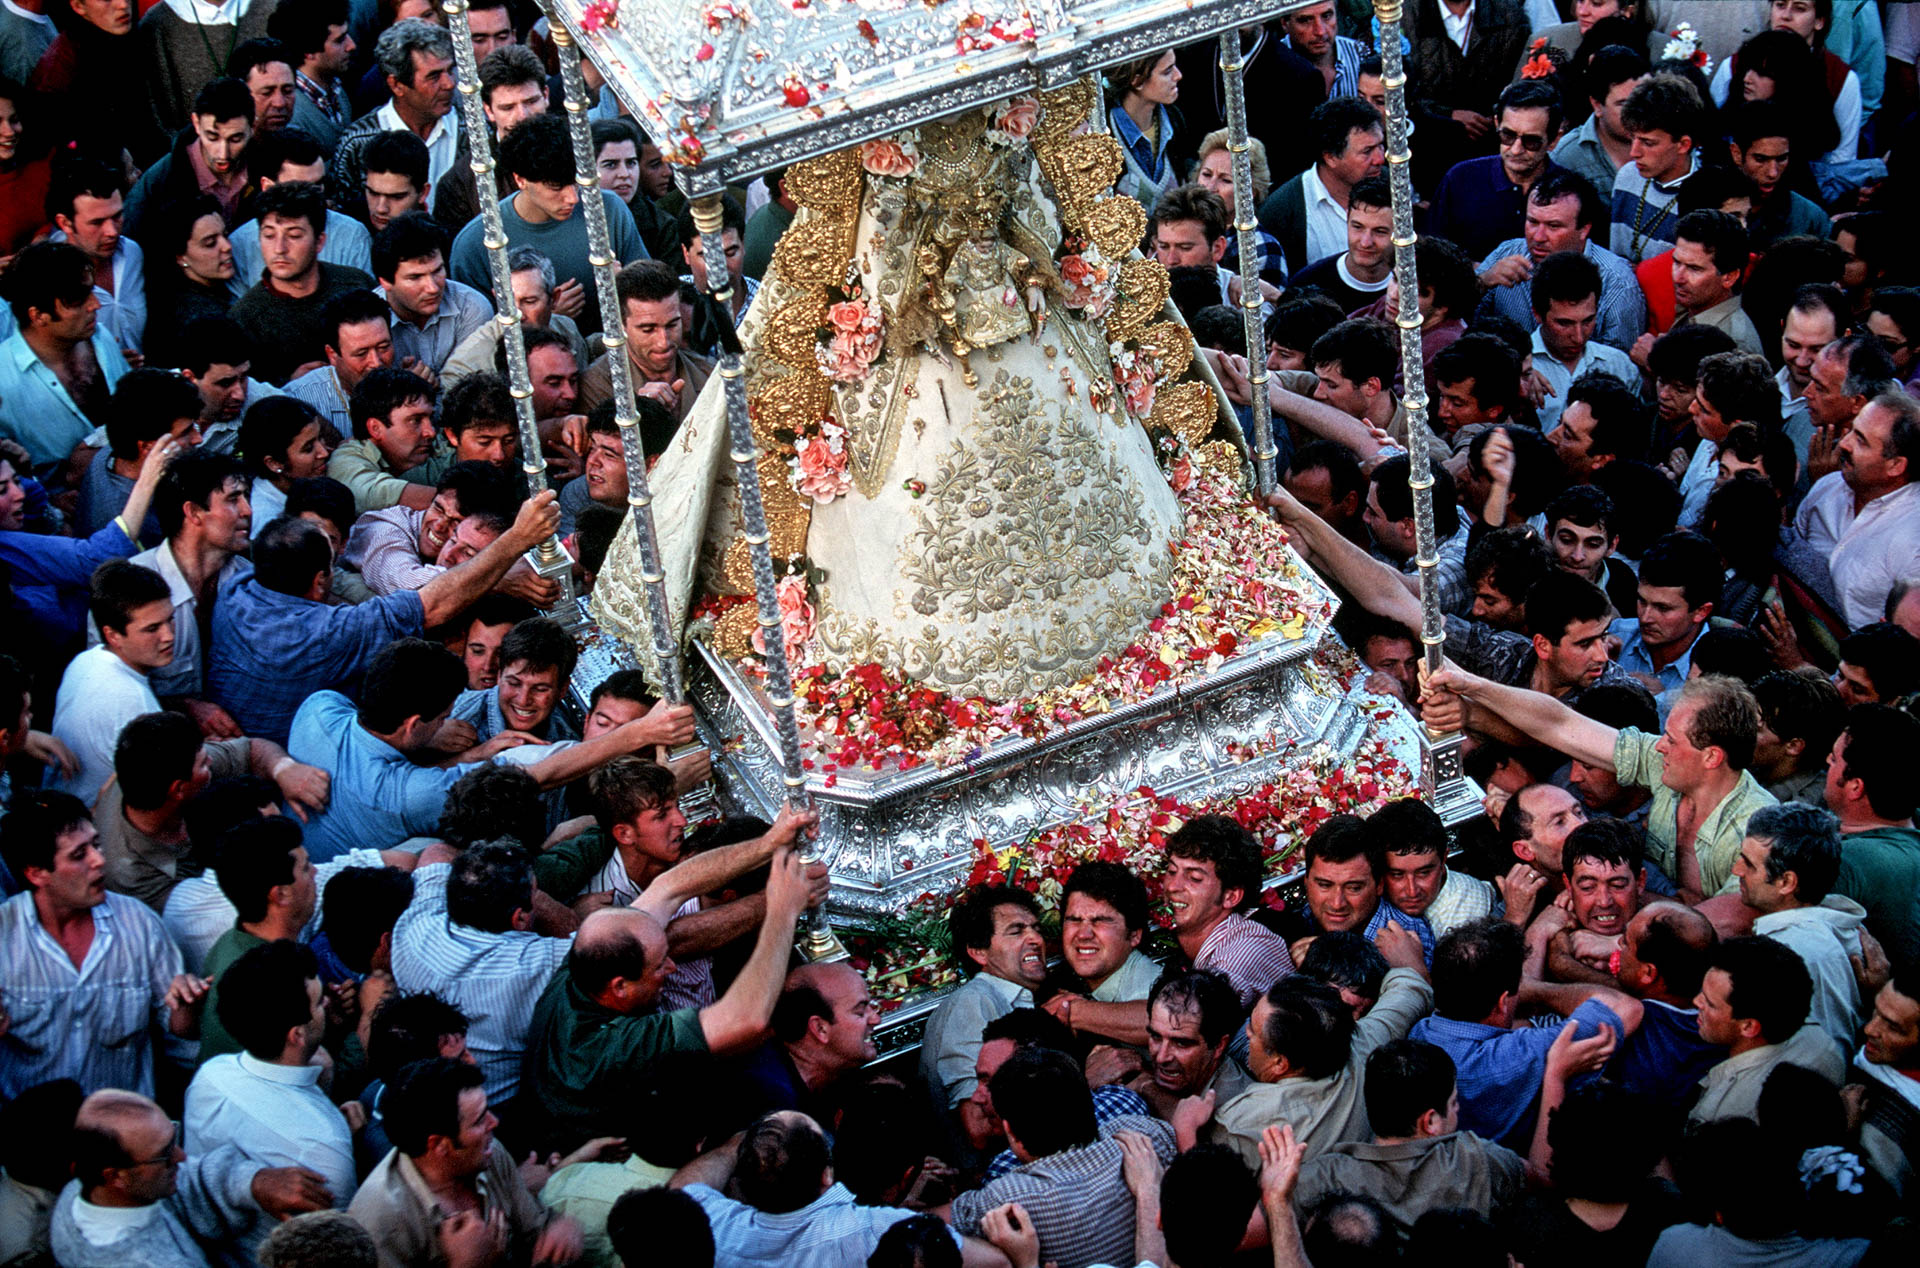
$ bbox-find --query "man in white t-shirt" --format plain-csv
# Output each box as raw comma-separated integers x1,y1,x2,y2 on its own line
52,561,175,805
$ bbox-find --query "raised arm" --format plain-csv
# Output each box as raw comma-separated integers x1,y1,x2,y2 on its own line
631,806,817,925
1263,485,1425,627
696,849,810,1054
519,704,697,791
1426,665,1620,770
415,491,562,627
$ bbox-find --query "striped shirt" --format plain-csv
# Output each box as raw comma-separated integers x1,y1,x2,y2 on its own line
390,862,572,1100
0,891,183,1098
1281,32,1370,98
1194,912,1295,1007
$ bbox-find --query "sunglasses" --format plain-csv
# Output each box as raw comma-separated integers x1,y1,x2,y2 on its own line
132,1121,183,1167
1498,128,1548,153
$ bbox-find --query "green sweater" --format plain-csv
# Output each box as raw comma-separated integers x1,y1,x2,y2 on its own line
196,924,267,1065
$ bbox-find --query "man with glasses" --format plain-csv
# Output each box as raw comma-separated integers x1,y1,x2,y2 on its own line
1429,81,1566,261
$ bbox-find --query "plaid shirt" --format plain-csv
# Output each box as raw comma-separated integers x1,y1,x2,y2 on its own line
1382,519,1472,618
1417,868,1499,940
953,1115,1177,1268
984,1084,1151,1181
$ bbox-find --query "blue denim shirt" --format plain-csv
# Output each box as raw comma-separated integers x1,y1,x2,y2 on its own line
1410,996,1625,1149
0,519,136,652
288,690,476,862
1608,617,1698,697
206,576,425,744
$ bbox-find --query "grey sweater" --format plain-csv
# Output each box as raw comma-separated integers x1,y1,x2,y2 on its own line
48,1146,264,1268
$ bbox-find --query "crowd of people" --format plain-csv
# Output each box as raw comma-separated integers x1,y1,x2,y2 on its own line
1,1,1920,1266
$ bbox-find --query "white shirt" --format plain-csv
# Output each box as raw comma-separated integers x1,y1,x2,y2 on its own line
1529,328,1639,434
1302,165,1349,270
161,848,384,975
50,646,160,806
1792,474,1920,630
1441,0,1476,50
250,477,286,529
84,539,250,700
42,233,145,355
185,1053,356,1231
376,102,459,216
162,0,252,23
1753,897,1866,1054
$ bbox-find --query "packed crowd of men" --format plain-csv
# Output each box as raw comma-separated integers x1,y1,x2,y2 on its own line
1,0,1919,1266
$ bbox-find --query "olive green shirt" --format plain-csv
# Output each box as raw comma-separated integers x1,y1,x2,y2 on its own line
196,926,267,1066
1611,727,1777,898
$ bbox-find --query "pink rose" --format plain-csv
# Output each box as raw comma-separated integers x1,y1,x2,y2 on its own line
826,300,870,333
816,328,878,383
1059,254,1095,287
791,433,852,503
1118,366,1156,417
861,138,916,178
995,96,1039,139
753,575,817,662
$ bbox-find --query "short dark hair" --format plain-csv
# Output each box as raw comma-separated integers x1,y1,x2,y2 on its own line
1745,801,1841,903
1583,41,1649,103
227,36,291,83
214,816,305,923
1528,167,1603,231
499,617,578,681
1566,372,1649,462
947,883,1041,976
608,1188,714,1268
175,314,256,378
447,839,536,933
113,712,204,811
0,789,91,882
239,396,323,480
1562,815,1643,880
1674,210,1749,276
1546,1081,1663,1199
1310,96,1383,164
990,1046,1098,1157
1306,814,1381,881
1696,352,1781,429
1523,569,1614,645
252,179,328,238
1147,968,1244,1046
266,0,350,63
319,288,392,354
734,1111,832,1214
383,1057,487,1157
1637,529,1723,612
319,866,415,975
616,257,684,309
438,764,545,850
0,1078,84,1192
44,153,122,225
0,240,95,327
1711,935,1813,1043
251,511,333,596
1164,815,1264,908
1161,1146,1259,1268
1869,286,1920,346
348,367,435,442
439,373,515,440
672,194,745,251
1837,703,1920,819
1839,622,1920,699
89,558,171,636
501,113,575,186
1545,483,1616,540
192,75,255,125
154,448,248,540
1592,461,1682,557
361,129,430,190
477,44,545,105
1347,172,1392,216
1496,76,1564,135
1466,526,1553,610
1309,318,1397,391
371,211,448,284
1364,1039,1456,1137
1620,72,1704,146
1647,323,1737,385
1299,930,1389,1004
591,116,644,155
1266,293,1347,356
1750,670,1843,759
1831,336,1899,400
1153,184,1227,242
217,939,319,1061
1431,918,1525,1022
1530,250,1602,316
588,756,678,834
1431,332,1521,418
1416,235,1480,321
246,127,325,184
367,992,469,1083
1288,438,1366,504
1259,976,1354,1078
1371,453,1462,539
358,637,467,733
1062,859,1151,934
1678,163,1759,214
1365,797,1448,866
1687,625,1773,685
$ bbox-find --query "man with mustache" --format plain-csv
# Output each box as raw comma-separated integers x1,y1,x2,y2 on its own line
1791,379,1920,632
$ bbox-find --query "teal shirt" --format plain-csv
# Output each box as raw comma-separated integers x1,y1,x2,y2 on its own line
1831,826,1920,966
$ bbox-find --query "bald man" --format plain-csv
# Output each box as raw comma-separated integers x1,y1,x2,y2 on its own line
745,962,882,1119
523,843,818,1149
50,1090,330,1268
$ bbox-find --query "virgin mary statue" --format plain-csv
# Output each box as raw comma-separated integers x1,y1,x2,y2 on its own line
592,78,1234,702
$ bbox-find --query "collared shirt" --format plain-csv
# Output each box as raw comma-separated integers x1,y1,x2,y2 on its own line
689,1182,948,1268
293,69,349,126
449,685,581,748
1301,164,1349,272
1308,900,1437,963
1793,475,1920,632
1410,997,1624,1148
1418,867,1498,939
983,1084,1152,1182
0,328,130,467
391,862,573,1099
161,846,383,975
1675,434,1718,530
1690,1023,1848,1125
1281,31,1369,97
326,436,421,515
1294,1131,1526,1229
0,891,182,1098
919,970,1033,1108
206,575,425,744
1211,969,1434,1168
287,690,475,862
0,1171,55,1268
1831,826,1920,967
1530,328,1640,433
1607,618,1701,697
1441,614,1643,706
43,232,145,355
347,1143,550,1268
90,539,252,699
1549,115,1622,211
1607,997,1727,1111
382,278,494,374
283,366,353,438
1612,726,1777,898
1441,0,1476,49
1610,157,1696,265
953,1115,1177,1268
1775,365,1815,471
1089,949,1161,1003
1754,898,1868,1054
1431,156,1565,262
1677,294,1764,356
226,210,373,298
1193,911,1295,1008
99,738,250,911
48,646,159,806
374,101,459,209
341,504,436,596
1477,237,1647,353
184,1052,356,1256
0,519,136,653
1384,518,1473,617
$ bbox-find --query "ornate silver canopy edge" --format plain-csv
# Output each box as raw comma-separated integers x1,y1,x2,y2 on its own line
548,0,1323,191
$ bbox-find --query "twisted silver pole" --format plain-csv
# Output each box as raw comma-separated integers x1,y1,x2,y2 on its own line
1373,0,1466,797
1218,27,1277,497
546,13,685,703
442,0,577,619
691,194,845,962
